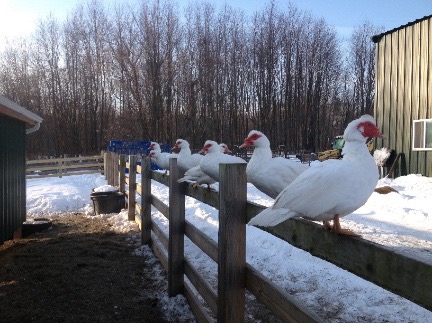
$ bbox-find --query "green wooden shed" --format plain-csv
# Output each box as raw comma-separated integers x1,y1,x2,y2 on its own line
372,15,432,177
0,94,43,244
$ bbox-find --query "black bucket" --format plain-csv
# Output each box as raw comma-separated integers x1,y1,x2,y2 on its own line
90,191,125,215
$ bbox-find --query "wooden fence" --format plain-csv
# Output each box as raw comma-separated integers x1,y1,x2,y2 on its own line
26,155,104,179
104,152,432,322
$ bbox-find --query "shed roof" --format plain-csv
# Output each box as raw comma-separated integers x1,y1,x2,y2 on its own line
371,14,432,43
0,94,43,130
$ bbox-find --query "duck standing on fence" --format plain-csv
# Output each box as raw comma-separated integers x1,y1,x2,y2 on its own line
199,140,247,182
172,139,203,173
248,115,385,236
148,149,177,175
239,130,309,199
178,143,232,189
149,142,177,175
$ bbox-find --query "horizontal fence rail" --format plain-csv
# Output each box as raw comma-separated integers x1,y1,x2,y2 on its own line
27,155,104,179
103,152,432,322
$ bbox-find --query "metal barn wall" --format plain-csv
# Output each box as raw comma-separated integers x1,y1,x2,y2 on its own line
374,16,432,177
1,115,26,244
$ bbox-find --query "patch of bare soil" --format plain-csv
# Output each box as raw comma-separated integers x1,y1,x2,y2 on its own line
0,213,169,323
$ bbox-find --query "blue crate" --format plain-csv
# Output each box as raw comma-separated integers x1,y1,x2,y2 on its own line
107,140,170,171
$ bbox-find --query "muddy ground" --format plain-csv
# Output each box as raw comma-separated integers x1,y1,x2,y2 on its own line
0,213,282,323
0,214,170,323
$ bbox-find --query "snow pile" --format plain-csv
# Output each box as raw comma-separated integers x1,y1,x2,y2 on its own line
25,173,432,322
92,184,118,193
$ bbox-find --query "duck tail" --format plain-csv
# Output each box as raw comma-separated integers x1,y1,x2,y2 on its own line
248,207,296,227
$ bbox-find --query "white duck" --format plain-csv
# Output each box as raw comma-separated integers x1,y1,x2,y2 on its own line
178,143,232,189
149,141,163,153
239,130,309,198
148,149,176,174
172,139,203,173
149,142,177,174
199,140,246,182
248,114,385,236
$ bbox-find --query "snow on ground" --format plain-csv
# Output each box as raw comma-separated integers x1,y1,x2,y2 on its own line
26,172,432,322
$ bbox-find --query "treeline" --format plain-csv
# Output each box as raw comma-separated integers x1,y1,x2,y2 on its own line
0,0,382,158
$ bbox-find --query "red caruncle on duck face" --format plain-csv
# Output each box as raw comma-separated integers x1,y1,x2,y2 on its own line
357,121,385,138
240,132,262,148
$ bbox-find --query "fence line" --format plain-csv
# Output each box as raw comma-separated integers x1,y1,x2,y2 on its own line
103,152,432,322
27,154,104,179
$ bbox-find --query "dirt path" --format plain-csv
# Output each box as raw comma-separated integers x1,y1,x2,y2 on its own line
0,214,170,322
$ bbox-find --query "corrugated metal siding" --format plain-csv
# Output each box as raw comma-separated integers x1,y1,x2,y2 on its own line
374,17,432,177
1,115,26,244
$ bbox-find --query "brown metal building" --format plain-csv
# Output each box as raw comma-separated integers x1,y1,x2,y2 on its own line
0,95,42,244
372,15,432,177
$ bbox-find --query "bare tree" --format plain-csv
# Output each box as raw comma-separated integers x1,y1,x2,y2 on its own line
0,0,382,157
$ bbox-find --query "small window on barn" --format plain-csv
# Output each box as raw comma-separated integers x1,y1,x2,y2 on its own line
412,119,432,150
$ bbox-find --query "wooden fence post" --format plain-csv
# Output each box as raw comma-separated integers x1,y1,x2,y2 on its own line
141,157,152,245
103,152,109,180
58,158,63,178
113,153,119,187
168,158,185,297
119,154,126,193
128,155,137,221
111,153,117,186
111,153,115,186
104,153,113,185
218,163,247,323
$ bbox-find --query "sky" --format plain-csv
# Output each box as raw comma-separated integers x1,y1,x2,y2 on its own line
1,0,431,45
25,170,432,322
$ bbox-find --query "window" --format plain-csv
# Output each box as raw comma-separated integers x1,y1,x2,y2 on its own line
412,119,432,150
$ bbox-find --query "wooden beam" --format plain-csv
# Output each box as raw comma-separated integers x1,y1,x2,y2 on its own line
168,158,185,296
141,157,152,245
217,163,247,323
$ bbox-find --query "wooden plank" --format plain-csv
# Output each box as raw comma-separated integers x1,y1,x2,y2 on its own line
247,206,432,311
152,170,169,186
184,184,220,209
185,221,218,262
26,169,102,179
151,218,168,250
104,152,109,182
246,265,320,323
118,155,126,193
127,155,136,221
151,195,169,218
184,258,218,314
26,163,104,172
110,153,115,186
27,162,102,172
113,153,120,187
217,163,247,323
168,158,185,296
26,155,102,164
152,169,219,210
184,280,216,323
141,157,152,245
26,163,100,172
150,232,168,272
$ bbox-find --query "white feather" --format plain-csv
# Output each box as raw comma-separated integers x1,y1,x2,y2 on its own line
248,115,383,228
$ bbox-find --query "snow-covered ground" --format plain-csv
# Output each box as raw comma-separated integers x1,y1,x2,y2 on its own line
26,172,432,322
